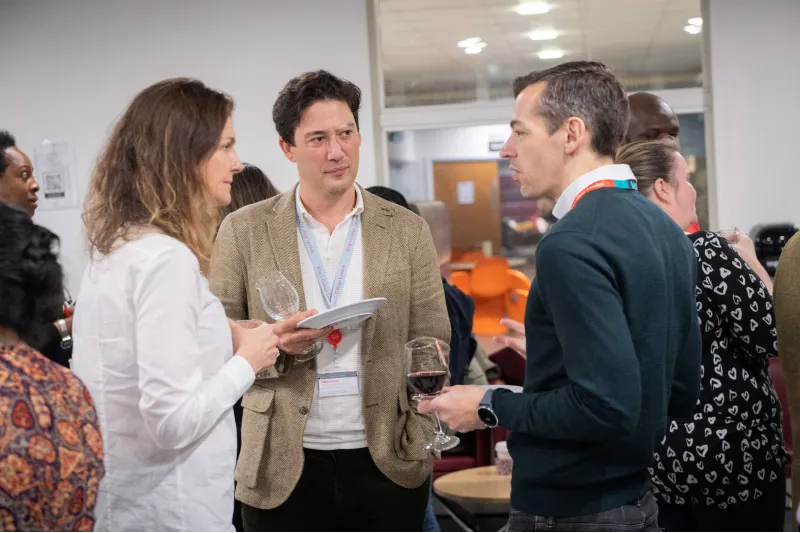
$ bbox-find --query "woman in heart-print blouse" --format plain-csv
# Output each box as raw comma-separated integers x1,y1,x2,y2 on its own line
618,139,788,532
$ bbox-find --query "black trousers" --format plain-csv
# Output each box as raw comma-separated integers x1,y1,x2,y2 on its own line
233,399,244,531
658,475,786,532
241,448,430,532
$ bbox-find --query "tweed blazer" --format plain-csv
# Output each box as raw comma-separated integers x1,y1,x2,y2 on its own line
208,185,451,510
774,232,800,521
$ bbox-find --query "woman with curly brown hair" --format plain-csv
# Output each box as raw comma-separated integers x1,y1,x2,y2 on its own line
0,202,104,531
70,78,314,531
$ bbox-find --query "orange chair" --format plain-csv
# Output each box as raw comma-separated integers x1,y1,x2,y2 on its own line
507,269,532,291
505,270,532,323
471,257,510,335
458,251,485,264
451,271,472,295
506,289,528,323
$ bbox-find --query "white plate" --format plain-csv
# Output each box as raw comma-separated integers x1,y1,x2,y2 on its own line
479,384,523,393
297,298,387,330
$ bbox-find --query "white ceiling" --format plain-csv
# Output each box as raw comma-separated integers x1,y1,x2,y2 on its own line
378,0,703,106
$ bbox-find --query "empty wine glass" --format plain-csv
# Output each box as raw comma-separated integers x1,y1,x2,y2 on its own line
256,272,319,363
257,272,299,322
405,337,460,452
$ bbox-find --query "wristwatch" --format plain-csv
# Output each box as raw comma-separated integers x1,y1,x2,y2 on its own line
56,319,73,350
477,389,499,428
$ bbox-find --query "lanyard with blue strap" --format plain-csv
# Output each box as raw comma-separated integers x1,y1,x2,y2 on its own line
571,178,637,209
296,202,361,353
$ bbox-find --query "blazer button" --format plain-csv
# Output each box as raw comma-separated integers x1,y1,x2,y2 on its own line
299,406,309,415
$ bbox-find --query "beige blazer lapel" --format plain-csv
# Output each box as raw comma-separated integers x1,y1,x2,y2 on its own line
264,186,308,312
360,191,394,366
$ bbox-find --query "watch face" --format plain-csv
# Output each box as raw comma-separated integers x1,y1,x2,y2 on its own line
478,407,497,426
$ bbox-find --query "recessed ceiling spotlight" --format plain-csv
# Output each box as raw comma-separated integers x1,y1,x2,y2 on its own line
458,37,483,48
515,2,550,16
537,48,564,60
528,28,559,41
462,41,487,54
684,24,701,35
688,17,703,26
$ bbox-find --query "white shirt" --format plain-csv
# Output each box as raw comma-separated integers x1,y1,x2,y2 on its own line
296,186,368,449
71,232,254,532
552,164,637,219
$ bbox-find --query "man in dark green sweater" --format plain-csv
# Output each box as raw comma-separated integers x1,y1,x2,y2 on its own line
418,61,701,531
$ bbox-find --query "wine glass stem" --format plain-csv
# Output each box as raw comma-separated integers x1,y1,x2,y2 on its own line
433,410,446,436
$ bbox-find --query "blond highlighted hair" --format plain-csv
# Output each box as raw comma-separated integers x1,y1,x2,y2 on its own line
83,78,233,270
616,137,682,197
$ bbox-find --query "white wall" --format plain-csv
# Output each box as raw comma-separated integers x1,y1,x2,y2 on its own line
703,0,800,231
414,125,512,161
0,0,376,294
389,124,511,201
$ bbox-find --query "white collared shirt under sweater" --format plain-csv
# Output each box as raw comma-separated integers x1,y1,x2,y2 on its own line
296,186,368,450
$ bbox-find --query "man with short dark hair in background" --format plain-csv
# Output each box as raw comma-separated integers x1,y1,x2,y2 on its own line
419,62,702,531
625,92,680,143
625,94,703,232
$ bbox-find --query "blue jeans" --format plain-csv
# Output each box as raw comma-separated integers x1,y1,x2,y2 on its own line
507,491,659,532
423,475,441,532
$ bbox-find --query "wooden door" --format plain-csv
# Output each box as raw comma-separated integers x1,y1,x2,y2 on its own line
433,161,502,255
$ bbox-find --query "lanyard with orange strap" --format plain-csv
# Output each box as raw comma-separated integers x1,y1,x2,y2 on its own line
571,178,638,210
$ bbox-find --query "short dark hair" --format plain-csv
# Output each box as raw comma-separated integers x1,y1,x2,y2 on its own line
272,70,362,146
366,186,410,210
0,202,64,349
219,163,280,219
512,61,629,157
0,130,17,176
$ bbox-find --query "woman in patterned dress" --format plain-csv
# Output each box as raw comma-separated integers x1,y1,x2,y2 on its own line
617,139,788,531
0,202,104,531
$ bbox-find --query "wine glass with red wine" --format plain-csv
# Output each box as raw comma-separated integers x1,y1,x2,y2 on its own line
405,337,460,452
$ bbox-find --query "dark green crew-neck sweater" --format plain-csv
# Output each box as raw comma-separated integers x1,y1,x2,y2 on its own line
492,187,702,518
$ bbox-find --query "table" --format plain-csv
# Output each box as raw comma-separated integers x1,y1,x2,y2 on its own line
435,465,511,504
433,466,511,531
450,257,528,271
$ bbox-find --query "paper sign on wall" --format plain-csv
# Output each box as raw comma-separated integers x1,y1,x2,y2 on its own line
457,181,475,205
488,134,505,152
33,139,79,211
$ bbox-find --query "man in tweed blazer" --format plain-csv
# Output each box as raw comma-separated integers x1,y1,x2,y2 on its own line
209,70,450,531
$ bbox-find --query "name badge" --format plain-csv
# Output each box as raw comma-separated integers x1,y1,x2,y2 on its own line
318,371,359,398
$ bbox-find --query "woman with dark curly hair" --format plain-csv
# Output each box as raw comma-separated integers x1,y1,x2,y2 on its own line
0,130,74,367
0,202,104,531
